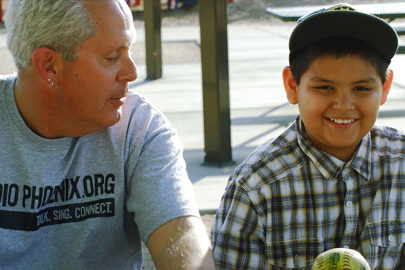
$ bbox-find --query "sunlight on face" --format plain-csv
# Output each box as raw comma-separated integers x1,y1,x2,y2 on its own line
55,0,138,134
295,55,390,161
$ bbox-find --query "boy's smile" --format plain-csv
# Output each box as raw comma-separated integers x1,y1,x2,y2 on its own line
283,55,393,161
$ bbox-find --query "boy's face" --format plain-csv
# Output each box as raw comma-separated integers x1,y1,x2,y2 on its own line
283,55,393,161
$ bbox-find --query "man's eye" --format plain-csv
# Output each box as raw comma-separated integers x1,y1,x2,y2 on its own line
104,53,119,62
106,56,118,61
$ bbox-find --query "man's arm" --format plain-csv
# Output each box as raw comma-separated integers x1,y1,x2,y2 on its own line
147,216,216,269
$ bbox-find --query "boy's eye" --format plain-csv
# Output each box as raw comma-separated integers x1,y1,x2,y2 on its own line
315,86,333,90
354,86,371,91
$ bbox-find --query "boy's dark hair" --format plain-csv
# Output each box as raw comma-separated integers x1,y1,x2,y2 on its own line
289,36,391,85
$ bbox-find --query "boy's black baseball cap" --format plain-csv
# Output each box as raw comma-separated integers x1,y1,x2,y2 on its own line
289,3,399,62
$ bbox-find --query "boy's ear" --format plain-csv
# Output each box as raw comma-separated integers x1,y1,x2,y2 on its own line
380,69,393,106
31,47,58,85
282,66,298,105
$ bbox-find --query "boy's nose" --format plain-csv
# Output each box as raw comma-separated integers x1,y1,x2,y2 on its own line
333,92,355,110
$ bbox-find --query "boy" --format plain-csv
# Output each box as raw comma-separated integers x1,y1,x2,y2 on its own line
212,3,404,269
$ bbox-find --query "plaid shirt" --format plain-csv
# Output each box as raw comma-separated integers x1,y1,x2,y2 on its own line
212,117,405,270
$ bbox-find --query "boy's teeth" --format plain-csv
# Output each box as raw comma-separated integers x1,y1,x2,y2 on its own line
329,118,354,124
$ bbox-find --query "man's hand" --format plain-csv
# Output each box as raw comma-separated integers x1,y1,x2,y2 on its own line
147,216,216,269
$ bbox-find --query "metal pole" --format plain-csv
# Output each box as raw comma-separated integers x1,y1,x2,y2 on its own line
144,0,162,80
199,0,233,166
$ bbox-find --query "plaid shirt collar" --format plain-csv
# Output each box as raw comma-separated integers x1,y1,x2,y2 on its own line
296,116,372,181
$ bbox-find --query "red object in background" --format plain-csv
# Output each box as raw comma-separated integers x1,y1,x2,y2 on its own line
0,0,3,24
127,0,141,7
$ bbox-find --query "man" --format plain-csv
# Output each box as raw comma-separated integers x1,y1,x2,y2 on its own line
0,0,215,269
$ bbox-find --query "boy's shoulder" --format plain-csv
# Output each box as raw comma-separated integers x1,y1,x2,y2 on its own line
231,121,305,191
370,125,405,153
229,124,405,192
371,124,405,137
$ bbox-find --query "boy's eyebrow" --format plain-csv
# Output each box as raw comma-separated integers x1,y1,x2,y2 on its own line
310,76,378,84
352,77,378,84
310,77,335,83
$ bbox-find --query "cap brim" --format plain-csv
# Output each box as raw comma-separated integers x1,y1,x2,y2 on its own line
289,11,398,61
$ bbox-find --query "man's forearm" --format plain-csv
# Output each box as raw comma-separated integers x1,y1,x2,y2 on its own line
147,216,216,269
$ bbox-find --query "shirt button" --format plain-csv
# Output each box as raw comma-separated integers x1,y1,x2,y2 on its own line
346,201,353,207
389,235,395,242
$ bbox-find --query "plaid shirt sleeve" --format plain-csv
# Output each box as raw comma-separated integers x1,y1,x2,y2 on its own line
212,176,268,269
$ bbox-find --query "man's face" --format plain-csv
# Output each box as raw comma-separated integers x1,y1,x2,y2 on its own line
285,55,392,161
56,0,138,131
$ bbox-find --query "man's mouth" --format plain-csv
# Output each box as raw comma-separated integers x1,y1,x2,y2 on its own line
109,96,126,107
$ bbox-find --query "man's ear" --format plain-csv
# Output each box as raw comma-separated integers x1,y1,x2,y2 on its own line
282,66,298,105
31,47,58,85
380,69,393,105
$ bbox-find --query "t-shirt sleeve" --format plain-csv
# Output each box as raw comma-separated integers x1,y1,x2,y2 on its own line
123,98,200,243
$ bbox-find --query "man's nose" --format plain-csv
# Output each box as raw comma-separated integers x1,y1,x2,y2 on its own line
119,54,138,83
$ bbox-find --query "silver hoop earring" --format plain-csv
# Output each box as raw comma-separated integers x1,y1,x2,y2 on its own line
48,78,55,88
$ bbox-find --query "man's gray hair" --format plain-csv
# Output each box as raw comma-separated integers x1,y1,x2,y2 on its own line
5,0,95,69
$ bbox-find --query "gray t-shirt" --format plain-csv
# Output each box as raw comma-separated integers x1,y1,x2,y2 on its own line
0,75,199,269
